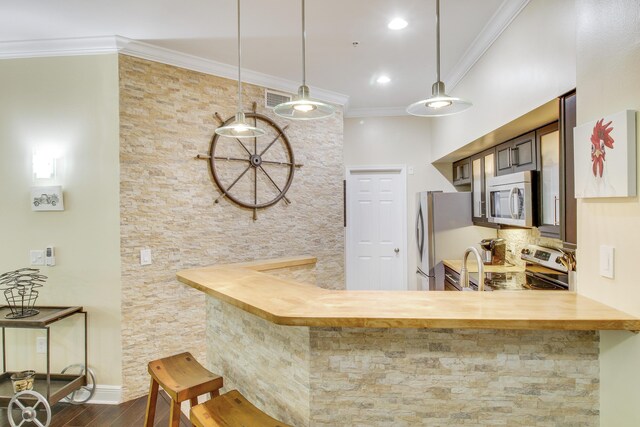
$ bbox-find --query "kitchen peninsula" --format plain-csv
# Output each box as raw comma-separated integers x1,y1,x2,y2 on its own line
177,257,640,426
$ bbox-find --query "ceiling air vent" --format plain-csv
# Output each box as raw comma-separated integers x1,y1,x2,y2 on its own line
265,90,292,109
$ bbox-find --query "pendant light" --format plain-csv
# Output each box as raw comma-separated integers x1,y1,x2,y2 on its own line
274,0,335,120
407,0,472,117
216,0,265,138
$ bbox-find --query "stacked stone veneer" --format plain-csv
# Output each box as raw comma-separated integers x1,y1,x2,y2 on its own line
207,298,599,426
207,298,311,426
119,54,344,400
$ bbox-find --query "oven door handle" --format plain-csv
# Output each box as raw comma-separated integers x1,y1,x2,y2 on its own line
509,187,518,219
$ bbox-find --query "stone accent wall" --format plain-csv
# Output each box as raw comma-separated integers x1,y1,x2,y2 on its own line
206,298,599,426
119,54,344,399
310,328,599,426
207,298,310,426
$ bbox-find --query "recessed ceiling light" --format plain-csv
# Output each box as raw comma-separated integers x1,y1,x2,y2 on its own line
376,76,391,84
388,18,408,30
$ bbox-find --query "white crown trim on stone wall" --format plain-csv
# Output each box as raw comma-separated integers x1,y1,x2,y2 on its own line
0,35,349,107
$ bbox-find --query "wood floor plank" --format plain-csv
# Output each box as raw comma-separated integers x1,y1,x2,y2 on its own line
63,403,108,426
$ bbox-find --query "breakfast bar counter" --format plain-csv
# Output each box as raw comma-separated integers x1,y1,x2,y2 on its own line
177,257,638,426
177,256,640,331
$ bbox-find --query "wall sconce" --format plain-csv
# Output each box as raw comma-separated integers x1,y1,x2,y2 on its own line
32,148,59,180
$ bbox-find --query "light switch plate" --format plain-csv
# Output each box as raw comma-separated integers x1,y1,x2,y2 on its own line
599,245,615,279
408,166,415,175
30,250,44,266
140,249,152,266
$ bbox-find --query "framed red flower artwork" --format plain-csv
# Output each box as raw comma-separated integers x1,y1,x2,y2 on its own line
574,110,637,198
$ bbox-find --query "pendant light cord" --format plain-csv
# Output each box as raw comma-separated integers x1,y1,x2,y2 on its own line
435,0,441,83
237,0,242,112
301,0,307,87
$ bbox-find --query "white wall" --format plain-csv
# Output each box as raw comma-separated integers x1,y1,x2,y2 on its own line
344,116,454,290
574,1,640,425
0,56,122,387
430,0,576,161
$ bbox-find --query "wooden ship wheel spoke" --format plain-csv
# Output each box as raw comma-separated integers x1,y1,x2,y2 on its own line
197,107,300,220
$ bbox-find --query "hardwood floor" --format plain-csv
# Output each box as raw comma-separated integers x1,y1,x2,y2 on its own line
0,392,190,427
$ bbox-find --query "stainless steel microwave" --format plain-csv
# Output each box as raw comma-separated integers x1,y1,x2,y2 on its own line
486,171,533,227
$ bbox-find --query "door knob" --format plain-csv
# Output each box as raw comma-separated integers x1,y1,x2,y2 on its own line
394,248,400,254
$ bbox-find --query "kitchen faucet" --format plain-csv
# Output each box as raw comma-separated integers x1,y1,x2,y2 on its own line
460,247,485,291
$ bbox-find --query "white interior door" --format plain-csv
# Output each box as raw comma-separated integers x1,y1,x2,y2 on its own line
346,166,407,290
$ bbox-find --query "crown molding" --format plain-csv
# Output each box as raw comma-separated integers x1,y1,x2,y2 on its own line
0,35,349,107
0,0,528,116
0,36,120,59
446,0,530,91
344,106,410,119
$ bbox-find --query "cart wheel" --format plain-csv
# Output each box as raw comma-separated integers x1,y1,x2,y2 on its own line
61,364,96,405
7,390,51,427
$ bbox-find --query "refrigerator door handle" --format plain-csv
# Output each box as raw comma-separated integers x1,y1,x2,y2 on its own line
417,267,430,278
416,205,425,261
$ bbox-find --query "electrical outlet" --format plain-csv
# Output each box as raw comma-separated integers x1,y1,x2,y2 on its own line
36,337,47,353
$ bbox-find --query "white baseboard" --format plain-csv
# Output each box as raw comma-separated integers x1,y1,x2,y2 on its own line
87,385,122,405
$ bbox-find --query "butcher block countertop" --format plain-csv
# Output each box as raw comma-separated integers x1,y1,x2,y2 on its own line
176,256,640,332
442,259,559,275
443,259,525,273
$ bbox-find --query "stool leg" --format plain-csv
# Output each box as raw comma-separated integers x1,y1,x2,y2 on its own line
144,378,159,427
169,400,181,427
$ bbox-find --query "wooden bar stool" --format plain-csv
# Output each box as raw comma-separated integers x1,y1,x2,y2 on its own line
190,390,291,427
144,352,223,427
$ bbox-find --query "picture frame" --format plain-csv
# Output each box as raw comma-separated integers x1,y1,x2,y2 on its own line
31,186,64,211
573,110,637,198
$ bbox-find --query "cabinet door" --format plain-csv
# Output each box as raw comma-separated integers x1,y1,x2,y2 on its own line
496,143,513,176
537,122,560,237
453,158,471,186
471,148,496,225
511,131,537,172
462,162,470,180
471,156,484,221
496,131,537,176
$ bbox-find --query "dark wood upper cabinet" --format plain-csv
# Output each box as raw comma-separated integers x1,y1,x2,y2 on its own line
496,131,537,176
449,92,577,237
560,91,577,247
452,158,471,186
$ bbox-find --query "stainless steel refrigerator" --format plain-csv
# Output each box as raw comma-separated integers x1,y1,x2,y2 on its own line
416,191,496,290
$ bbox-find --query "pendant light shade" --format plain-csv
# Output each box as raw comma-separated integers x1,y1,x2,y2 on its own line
216,0,265,138
274,0,335,120
407,0,472,117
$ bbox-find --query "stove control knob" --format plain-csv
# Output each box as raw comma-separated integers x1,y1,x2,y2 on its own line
521,248,531,255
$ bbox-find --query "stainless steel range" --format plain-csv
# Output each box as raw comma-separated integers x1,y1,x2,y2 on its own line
466,245,570,291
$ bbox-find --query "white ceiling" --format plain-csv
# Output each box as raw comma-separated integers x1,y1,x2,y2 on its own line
0,0,526,116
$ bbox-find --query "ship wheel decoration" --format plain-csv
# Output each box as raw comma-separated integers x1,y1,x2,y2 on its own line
197,104,302,220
